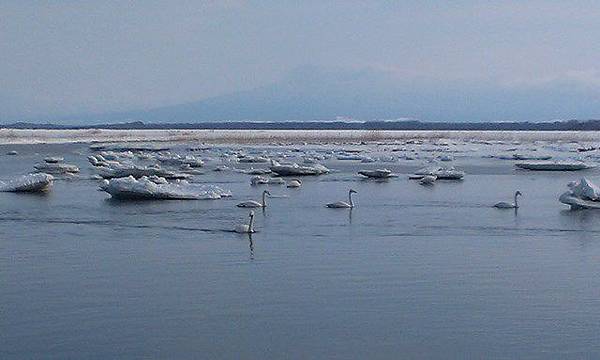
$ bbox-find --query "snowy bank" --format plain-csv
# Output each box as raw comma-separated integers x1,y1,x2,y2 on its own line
2,129,600,145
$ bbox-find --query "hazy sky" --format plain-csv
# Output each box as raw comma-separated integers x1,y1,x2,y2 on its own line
2,1,600,121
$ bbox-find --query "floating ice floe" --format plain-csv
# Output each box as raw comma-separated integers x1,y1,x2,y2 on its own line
378,156,397,163
412,166,465,180
337,154,364,161
559,178,600,209
419,175,437,185
512,154,552,161
270,162,329,176
97,151,135,161
250,176,285,185
177,164,204,174
6,150,18,155
515,161,594,171
577,146,597,153
0,173,54,192
34,162,80,175
358,169,397,179
99,176,232,200
341,148,363,153
360,157,376,163
88,154,116,167
156,152,204,167
213,165,230,172
89,154,189,179
93,163,189,179
44,156,64,163
238,155,269,163
286,179,302,188
242,168,272,175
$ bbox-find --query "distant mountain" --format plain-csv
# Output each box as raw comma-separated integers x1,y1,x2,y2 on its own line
13,66,600,124
6,119,600,131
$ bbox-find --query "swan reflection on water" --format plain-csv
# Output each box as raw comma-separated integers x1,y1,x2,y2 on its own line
248,234,254,260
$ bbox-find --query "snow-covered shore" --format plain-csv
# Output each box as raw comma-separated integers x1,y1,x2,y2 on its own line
1,129,600,145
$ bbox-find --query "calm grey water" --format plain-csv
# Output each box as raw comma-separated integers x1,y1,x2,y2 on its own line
3,143,600,359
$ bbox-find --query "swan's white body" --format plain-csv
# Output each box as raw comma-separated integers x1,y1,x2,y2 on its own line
287,179,302,188
326,189,357,208
494,191,522,209
234,211,255,233
237,190,270,208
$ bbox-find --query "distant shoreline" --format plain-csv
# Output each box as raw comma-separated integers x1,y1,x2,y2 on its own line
1,129,599,145
3,119,600,131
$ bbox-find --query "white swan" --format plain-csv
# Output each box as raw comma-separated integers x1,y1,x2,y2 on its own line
326,189,357,208
234,211,255,233
494,191,522,208
237,190,271,208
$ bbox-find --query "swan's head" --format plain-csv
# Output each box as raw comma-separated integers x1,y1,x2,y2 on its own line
349,189,358,194
515,191,522,196
263,190,271,196
249,211,255,218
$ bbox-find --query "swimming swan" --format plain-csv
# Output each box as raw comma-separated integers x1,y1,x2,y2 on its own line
234,211,255,233
326,189,357,208
494,191,522,208
237,190,271,208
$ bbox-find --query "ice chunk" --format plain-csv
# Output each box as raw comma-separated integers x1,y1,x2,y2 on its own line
238,155,269,163
559,192,600,210
358,169,396,179
93,162,189,179
419,175,437,185
156,152,204,167
34,162,80,174
286,179,302,188
559,178,600,209
337,154,364,161
413,166,465,180
516,161,594,171
99,176,232,200
0,173,54,192
242,168,272,175
44,156,64,163
512,154,552,161
250,176,285,185
270,162,329,176
568,178,600,201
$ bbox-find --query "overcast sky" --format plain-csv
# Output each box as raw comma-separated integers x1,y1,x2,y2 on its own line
2,1,600,121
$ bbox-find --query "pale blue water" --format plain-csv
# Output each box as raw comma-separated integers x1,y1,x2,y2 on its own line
2,143,600,359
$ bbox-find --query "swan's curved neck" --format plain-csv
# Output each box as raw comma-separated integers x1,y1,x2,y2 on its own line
349,191,354,207
249,215,255,232
262,192,267,207
514,193,519,208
